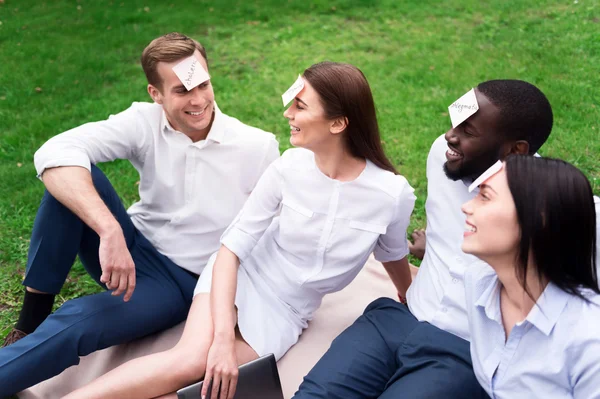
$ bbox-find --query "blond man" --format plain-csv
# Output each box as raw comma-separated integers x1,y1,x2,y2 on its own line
0,32,279,396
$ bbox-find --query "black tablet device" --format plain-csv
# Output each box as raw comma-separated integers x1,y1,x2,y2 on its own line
176,353,284,399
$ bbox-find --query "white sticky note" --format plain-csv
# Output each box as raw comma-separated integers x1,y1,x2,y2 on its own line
282,75,305,106
448,88,479,128
468,160,504,192
172,55,210,91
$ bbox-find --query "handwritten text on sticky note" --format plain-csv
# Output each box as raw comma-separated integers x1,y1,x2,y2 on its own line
172,55,210,91
448,88,479,128
282,75,305,106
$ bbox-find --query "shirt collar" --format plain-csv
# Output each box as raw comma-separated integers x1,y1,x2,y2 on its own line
161,102,226,144
205,103,225,143
525,282,569,336
161,110,176,133
474,271,503,324
475,271,570,336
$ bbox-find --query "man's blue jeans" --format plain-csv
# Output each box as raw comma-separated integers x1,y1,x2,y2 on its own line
0,165,198,397
293,297,489,399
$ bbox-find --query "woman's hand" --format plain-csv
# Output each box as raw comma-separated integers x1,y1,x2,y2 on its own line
202,335,238,399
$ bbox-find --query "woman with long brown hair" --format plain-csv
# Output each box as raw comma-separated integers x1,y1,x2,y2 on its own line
66,61,416,399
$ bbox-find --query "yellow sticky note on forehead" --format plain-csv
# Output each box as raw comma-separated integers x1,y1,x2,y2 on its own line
172,55,210,91
448,88,479,128
282,75,305,106
469,160,504,192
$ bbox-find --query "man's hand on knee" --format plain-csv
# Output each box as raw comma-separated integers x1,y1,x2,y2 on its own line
99,227,136,302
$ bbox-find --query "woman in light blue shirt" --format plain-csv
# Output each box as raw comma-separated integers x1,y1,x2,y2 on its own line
461,155,600,399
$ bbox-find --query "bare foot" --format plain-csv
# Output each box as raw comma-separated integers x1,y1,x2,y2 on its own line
408,229,426,260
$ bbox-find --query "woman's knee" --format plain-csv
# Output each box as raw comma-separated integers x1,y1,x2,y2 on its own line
168,342,210,384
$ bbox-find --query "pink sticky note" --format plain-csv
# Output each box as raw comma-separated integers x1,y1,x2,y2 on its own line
172,55,210,91
282,75,305,106
469,160,504,192
448,88,479,128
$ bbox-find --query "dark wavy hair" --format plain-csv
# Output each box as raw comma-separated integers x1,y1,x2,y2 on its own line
505,155,598,299
302,62,397,174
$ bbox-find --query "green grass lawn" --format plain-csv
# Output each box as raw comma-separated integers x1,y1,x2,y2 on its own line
0,0,598,338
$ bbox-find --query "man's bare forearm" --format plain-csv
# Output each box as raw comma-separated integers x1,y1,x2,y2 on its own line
41,166,121,238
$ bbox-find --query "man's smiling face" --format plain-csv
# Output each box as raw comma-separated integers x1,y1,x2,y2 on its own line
443,89,506,181
147,50,215,141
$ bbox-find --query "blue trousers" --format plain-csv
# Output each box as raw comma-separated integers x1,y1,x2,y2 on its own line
293,298,489,399
0,166,198,397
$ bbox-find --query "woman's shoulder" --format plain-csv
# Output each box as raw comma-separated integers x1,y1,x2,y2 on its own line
570,289,600,320
366,163,415,200
279,148,314,169
557,289,600,343
550,291,600,384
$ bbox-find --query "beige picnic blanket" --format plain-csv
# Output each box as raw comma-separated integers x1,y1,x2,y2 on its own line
19,256,398,399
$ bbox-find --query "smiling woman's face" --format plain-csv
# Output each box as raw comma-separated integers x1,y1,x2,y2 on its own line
282,80,339,151
461,168,521,263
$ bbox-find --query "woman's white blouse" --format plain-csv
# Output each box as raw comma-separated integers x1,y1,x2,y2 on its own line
465,264,600,399
221,148,416,319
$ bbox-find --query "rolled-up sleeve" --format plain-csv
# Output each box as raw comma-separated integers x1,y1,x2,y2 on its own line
373,179,416,262
221,158,283,261
34,103,148,178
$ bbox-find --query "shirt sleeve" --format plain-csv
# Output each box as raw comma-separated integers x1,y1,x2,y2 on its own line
220,158,283,261
33,103,149,177
572,333,600,398
373,179,416,262
253,136,280,187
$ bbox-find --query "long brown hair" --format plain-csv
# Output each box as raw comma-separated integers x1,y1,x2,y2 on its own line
302,62,397,174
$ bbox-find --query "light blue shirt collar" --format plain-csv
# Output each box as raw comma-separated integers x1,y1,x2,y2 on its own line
525,282,569,336
475,273,569,336
474,273,502,324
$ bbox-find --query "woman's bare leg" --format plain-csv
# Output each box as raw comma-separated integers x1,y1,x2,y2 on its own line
65,294,258,399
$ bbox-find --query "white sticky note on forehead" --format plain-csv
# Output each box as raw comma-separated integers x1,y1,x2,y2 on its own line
172,55,210,91
468,160,504,192
282,75,305,106
448,88,479,128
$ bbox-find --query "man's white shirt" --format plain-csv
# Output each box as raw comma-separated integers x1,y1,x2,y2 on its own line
406,134,484,340
34,102,279,274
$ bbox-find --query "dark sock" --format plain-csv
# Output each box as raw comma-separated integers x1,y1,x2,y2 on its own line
15,290,55,334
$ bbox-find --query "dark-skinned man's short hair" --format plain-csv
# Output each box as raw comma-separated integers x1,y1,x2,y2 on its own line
477,79,553,154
